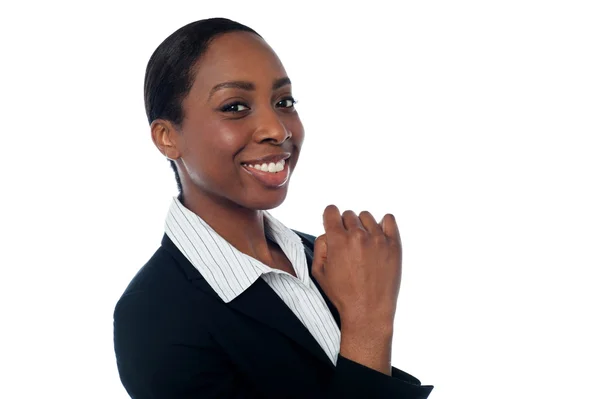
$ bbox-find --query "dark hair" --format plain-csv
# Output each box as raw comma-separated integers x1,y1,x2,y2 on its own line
144,18,260,193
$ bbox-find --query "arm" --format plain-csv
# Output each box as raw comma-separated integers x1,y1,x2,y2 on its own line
114,291,431,399
340,318,394,375
310,206,434,398
325,324,433,398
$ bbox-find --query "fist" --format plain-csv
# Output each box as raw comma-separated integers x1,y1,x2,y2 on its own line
311,205,403,326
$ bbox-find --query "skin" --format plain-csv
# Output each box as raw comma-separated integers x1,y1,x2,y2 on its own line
151,31,402,376
151,32,303,273
314,206,401,375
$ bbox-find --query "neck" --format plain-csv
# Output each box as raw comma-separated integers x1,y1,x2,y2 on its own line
179,188,274,265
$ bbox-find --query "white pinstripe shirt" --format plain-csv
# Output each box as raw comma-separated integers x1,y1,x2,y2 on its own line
164,196,341,365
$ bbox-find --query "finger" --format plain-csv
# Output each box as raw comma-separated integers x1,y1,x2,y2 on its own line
323,205,343,234
341,210,365,231
311,234,328,279
358,211,382,235
379,213,401,241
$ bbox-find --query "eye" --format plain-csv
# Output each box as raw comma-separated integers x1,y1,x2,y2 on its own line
276,97,297,109
220,102,250,113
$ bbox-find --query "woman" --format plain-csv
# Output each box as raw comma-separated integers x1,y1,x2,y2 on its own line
113,18,433,398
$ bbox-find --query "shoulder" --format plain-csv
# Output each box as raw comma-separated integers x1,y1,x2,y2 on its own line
117,245,184,301
113,243,203,326
113,244,214,349
113,246,221,396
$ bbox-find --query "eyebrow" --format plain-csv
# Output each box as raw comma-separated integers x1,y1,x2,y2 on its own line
207,77,291,100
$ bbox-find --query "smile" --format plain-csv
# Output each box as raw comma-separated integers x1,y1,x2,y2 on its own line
242,159,285,173
241,159,290,188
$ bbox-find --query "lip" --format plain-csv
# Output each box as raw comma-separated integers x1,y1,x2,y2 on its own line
241,152,291,165
241,160,290,188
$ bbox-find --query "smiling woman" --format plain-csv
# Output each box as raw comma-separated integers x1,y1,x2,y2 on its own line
113,17,433,398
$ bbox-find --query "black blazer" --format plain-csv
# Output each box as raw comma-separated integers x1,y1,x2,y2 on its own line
113,230,433,398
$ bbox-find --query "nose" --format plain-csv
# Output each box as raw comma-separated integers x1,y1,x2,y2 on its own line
252,108,291,145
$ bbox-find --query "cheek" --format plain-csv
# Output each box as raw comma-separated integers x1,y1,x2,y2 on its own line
289,118,305,147
194,120,249,157
219,128,248,151
199,126,250,183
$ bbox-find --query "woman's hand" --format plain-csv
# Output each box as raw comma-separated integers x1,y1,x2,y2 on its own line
311,205,402,331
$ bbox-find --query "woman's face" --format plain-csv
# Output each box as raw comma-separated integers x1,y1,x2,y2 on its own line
171,31,304,210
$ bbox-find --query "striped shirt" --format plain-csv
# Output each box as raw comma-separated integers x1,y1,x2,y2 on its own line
164,196,341,365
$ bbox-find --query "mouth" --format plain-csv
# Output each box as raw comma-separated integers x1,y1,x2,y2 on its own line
240,152,291,165
241,158,290,188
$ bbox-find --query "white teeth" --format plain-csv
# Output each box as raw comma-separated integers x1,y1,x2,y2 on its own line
244,159,286,173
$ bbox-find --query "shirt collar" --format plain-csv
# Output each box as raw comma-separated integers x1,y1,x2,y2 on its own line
164,196,304,303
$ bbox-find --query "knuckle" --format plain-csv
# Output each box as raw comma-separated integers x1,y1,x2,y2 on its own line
350,228,368,241
373,233,387,244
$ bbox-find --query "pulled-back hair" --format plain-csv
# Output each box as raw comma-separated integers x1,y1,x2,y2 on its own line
144,18,260,193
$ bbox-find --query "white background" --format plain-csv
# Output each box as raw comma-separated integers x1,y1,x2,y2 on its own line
1,1,599,398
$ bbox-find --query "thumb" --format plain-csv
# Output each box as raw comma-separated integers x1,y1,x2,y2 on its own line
311,234,328,279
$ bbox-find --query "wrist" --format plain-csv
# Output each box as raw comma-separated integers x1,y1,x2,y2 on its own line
340,316,394,340
339,320,394,376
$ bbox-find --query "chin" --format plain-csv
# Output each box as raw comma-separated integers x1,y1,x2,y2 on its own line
242,189,288,210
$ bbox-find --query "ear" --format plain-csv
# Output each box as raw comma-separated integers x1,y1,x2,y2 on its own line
150,119,182,160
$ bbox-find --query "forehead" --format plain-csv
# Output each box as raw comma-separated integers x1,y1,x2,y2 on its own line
190,31,287,94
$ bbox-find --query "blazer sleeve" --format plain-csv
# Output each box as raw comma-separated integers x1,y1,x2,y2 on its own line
326,355,433,399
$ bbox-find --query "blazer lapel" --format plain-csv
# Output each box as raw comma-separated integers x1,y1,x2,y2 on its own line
227,277,334,368
161,233,335,368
